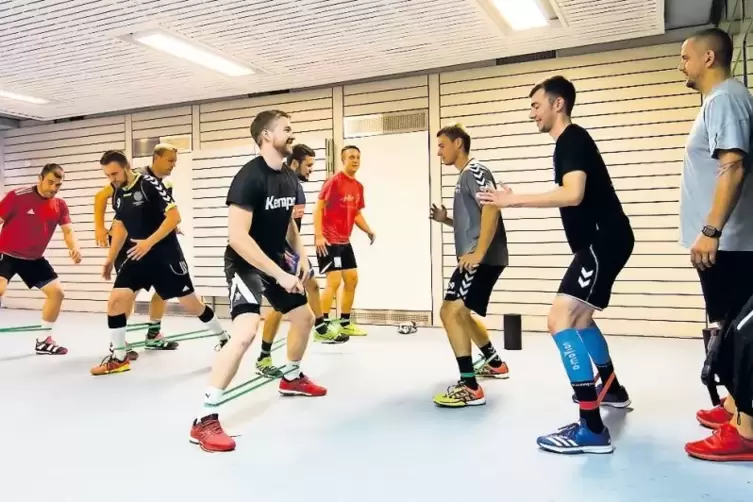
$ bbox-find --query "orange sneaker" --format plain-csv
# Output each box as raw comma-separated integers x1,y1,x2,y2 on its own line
476,361,510,379
433,382,486,407
90,353,130,376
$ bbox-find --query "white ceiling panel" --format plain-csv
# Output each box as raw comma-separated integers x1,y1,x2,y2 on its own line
0,0,664,120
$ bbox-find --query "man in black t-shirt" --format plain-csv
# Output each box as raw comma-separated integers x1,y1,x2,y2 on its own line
477,76,634,456
255,144,349,377
190,110,327,454
91,150,228,377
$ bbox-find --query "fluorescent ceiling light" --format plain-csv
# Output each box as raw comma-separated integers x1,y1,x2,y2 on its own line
0,90,49,104
494,0,549,31
132,30,254,77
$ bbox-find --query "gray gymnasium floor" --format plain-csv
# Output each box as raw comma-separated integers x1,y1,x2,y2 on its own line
0,309,751,502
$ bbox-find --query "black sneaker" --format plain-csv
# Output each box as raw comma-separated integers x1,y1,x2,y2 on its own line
35,336,67,355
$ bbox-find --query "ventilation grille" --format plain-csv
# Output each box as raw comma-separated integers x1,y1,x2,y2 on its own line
349,309,432,326
132,134,192,156
496,50,556,65
345,109,428,138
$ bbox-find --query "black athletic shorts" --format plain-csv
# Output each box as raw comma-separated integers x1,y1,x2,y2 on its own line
317,242,357,273
558,238,633,311
113,248,194,301
224,257,308,319
108,234,130,274
444,263,504,317
697,251,753,324
0,254,58,289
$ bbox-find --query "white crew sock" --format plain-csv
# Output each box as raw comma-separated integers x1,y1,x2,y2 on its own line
203,315,227,340
198,387,224,421
110,327,127,360
283,360,302,381
38,320,54,343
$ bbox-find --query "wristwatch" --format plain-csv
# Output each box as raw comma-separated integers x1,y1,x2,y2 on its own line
702,225,722,238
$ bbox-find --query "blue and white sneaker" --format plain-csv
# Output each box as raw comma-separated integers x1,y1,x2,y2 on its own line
536,420,614,454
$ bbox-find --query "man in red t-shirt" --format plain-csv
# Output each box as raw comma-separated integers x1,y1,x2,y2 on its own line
0,163,82,355
314,145,375,337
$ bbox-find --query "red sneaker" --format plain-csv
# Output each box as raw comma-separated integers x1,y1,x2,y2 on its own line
279,374,327,397
685,423,753,462
697,404,733,429
190,414,235,452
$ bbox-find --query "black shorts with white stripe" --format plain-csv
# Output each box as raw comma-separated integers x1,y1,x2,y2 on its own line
444,263,504,317
224,256,308,320
557,239,633,311
113,248,195,300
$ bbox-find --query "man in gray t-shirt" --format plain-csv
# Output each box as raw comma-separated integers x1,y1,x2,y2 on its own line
679,28,753,462
451,161,509,267
429,124,510,409
680,78,753,252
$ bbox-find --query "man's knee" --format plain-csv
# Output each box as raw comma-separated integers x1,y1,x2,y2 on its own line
230,313,261,351
325,271,343,290
342,269,358,290
547,295,593,334
108,289,135,314
305,276,320,295
288,303,315,329
41,281,65,302
264,309,283,333
440,300,466,325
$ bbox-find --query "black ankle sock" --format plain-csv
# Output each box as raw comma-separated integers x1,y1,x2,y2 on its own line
573,382,604,433
147,320,161,337
259,340,272,360
314,317,328,335
478,342,502,368
595,362,621,393
456,355,478,390
340,313,351,327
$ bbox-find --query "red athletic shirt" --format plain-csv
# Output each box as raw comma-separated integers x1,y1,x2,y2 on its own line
318,171,365,244
0,186,71,260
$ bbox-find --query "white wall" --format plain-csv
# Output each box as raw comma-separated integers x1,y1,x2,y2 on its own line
348,131,432,313
0,40,728,338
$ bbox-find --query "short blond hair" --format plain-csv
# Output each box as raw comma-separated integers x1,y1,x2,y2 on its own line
153,143,178,157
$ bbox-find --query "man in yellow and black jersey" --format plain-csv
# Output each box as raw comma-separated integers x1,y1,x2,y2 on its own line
93,143,178,351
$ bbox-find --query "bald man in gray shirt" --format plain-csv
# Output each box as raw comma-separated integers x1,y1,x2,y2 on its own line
680,27,753,462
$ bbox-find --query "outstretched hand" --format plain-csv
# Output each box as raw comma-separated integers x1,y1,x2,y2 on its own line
476,184,514,208
430,204,448,222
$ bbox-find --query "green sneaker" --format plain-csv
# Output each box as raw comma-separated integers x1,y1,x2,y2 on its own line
314,322,350,344
255,356,284,378
144,332,179,350
335,319,367,336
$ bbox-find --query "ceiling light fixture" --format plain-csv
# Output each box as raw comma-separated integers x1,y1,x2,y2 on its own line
0,90,49,104
493,0,549,31
129,29,254,77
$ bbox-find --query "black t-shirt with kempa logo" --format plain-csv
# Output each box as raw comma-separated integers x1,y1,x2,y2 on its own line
224,155,298,270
